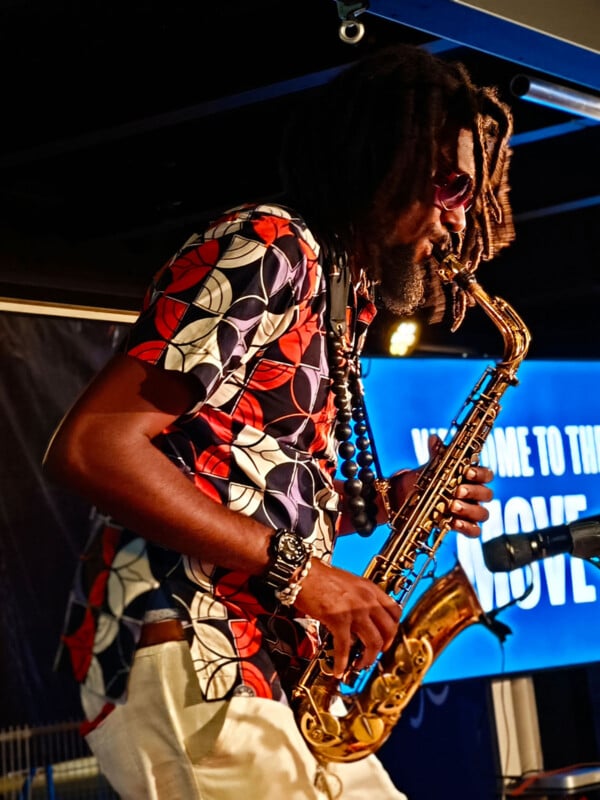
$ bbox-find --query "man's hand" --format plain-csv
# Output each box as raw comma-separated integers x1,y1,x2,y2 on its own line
390,434,494,538
295,559,401,679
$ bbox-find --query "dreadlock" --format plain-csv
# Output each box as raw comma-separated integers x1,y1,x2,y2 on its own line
278,43,514,329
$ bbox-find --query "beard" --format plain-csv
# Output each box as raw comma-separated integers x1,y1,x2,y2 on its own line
376,241,429,316
374,239,452,325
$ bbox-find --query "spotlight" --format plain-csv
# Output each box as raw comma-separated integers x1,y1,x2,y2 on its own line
388,319,420,356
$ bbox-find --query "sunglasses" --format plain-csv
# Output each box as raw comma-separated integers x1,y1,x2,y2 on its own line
433,171,474,211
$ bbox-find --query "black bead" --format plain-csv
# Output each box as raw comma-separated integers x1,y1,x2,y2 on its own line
357,451,374,468
357,519,376,537
338,440,355,459
329,328,378,537
348,495,366,514
335,422,353,441
344,477,363,496
334,393,349,409
340,460,359,479
355,435,370,451
358,467,375,487
352,511,370,530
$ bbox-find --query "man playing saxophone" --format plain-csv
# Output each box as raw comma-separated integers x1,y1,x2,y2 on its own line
44,43,514,800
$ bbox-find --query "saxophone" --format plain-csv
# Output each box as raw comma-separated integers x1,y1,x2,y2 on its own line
292,250,531,763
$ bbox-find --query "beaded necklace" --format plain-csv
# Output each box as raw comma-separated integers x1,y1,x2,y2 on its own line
326,251,384,537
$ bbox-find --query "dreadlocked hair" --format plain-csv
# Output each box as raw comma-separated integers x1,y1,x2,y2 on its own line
444,62,515,329
278,43,514,329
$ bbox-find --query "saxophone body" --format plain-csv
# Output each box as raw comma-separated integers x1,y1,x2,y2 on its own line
292,251,531,763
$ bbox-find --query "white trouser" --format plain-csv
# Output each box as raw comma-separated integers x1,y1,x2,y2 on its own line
82,641,408,800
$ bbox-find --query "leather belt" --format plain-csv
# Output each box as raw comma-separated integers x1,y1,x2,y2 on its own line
138,618,187,649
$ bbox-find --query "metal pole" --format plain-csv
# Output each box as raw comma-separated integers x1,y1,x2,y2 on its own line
511,74,600,121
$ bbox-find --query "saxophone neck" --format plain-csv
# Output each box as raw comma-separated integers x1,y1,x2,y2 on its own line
434,249,531,373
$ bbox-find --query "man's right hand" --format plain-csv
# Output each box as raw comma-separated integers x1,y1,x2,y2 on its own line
294,558,401,679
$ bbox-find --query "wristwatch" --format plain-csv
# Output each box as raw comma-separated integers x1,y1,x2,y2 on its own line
263,528,311,591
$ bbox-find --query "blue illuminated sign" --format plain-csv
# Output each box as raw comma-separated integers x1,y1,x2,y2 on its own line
332,357,600,682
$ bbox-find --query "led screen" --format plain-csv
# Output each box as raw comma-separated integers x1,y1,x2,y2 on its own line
332,357,600,683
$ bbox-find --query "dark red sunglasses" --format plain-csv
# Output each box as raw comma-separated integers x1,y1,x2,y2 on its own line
433,171,474,211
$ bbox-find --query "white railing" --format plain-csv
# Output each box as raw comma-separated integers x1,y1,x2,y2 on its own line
0,721,117,799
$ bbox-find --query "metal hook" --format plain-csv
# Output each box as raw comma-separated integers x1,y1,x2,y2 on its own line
334,1,369,45
339,19,365,44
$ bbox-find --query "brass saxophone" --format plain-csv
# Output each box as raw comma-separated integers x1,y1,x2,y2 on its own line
292,250,531,763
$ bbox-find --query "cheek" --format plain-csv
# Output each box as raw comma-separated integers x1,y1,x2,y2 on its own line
392,205,438,245
413,240,433,264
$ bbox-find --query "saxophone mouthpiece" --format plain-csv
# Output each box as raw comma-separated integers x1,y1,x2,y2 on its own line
431,245,466,287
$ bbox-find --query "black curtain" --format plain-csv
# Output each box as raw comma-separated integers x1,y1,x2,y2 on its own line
0,312,128,726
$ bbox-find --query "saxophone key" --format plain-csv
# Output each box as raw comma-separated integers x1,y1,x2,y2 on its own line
350,712,386,745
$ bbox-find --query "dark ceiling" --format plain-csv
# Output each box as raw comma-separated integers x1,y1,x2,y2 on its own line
0,0,599,360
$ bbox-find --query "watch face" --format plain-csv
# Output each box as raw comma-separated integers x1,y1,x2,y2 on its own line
264,529,309,592
278,531,306,565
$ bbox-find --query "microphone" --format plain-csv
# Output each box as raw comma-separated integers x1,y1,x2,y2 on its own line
482,515,600,572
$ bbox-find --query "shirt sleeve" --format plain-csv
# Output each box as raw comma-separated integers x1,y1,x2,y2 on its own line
125,208,319,405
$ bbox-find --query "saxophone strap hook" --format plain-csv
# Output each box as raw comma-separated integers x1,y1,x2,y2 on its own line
327,251,350,338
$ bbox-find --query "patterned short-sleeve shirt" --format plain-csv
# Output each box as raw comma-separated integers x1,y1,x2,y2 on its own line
58,203,375,709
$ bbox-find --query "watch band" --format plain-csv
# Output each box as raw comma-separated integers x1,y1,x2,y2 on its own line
263,528,311,592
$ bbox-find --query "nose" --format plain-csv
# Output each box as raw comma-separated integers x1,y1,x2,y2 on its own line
440,205,467,233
